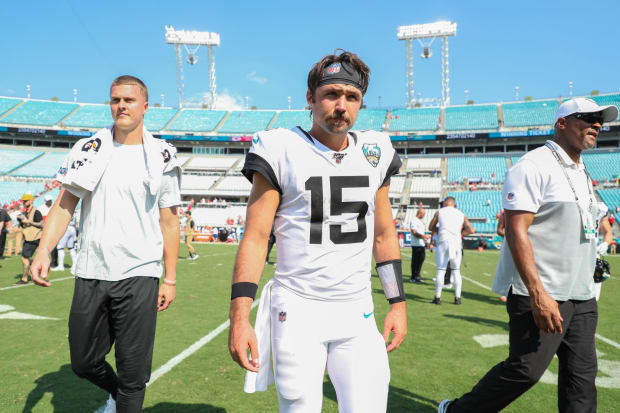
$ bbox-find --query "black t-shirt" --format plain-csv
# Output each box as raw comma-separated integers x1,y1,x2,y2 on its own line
20,209,42,227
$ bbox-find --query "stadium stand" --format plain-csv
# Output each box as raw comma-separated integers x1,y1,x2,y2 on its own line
1,100,78,126
403,207,437,230
185,156,240,170
405,157,441,171
510,155,522,166
191,205,247,226
63,104,112,128
447,156,507,183
270,110,312,130
0,149,44,175
445,105,498,130
592,93,620,119
181,175,219,193
218,111,276,134
213,176,252,196
34,186,61,207
167,109,227,132
583,153,620,182
388,175,406,197
145,108,179,131
502,100,558,127
0,181,46,205
448,191,502,233
410,177,442,197
12,152,68,178
388,108,440,132
598,188,620,221
352,110,386,131
0,97,22,116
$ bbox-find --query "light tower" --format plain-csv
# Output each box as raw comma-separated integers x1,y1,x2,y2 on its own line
165,25,220,109
397,21,457,108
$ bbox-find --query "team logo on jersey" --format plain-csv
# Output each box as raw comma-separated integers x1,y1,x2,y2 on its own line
507,192,515,201
327,63,341,74
278,311,287,322
162,149,171,163
58,167,67,176
332,152,347,164
81,138,101,153
362,143,381,167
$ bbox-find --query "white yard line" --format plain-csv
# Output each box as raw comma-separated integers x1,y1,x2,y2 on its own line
146,299,260,386
0,276,74,291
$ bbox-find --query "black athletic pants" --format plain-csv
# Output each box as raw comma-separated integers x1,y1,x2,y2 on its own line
0,229,6,257
410,246,425,280
449,290,598,413
69,276,159,413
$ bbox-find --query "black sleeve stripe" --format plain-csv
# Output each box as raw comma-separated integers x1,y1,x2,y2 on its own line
241,152,282,194
381,151,402,187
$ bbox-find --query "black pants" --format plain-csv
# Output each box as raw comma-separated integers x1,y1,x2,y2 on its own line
410,246,425,279
449,291,598,413
69,277,159,413
50,245,58,267
266,232,276,263
0,229,6,257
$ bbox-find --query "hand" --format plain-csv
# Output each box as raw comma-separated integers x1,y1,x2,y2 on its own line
228,317,260,372
157,283,176,312
530,291,563,334
423,234,431,240
30,248,52,287
382,301,407,352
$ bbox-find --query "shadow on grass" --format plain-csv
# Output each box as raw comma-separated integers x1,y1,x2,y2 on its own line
460,290,505,307
144,403,226,412
372,288,428,303
443,314,509,331
22,364,228,413
323,380,437,412
22,364,107,413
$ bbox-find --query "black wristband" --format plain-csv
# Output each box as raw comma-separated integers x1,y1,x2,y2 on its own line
231,282,259,300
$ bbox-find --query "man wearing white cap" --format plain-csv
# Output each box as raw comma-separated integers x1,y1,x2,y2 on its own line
438,97,618,413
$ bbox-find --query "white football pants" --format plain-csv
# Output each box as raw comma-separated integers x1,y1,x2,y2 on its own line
270,283,390,413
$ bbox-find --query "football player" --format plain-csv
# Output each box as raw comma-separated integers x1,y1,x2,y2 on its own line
228,50,407,413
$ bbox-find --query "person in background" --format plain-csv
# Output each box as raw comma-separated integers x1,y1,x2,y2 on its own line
17,194,43,284
7,206,23,256
184,211,198,260
0,204,10,259
409,208,429,283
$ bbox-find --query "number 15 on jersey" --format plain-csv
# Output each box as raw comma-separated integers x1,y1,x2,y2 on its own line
304,175,369,245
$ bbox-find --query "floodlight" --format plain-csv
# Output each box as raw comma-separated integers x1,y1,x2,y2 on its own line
397,21,457,107
165,25,220,108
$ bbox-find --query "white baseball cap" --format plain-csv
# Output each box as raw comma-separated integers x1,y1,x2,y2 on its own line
554,97,618,124
44,194,53,201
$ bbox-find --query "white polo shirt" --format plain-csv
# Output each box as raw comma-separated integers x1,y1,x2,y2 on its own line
409,216,426,248
492,140,598,301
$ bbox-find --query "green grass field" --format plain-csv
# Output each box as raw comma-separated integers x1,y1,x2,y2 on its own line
1,245,619,412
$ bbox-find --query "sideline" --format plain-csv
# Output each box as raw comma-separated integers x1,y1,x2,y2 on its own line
147,299,260,386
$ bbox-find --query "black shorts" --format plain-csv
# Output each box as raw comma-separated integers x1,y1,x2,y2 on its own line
22,240,39,259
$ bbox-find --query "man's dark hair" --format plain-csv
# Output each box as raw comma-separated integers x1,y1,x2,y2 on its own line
110,75,149,102
185,211,191,216
307,50,370,100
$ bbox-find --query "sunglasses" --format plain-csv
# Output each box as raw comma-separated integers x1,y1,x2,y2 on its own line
567,112,604,125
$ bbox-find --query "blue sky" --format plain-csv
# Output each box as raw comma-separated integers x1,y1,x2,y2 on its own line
2,1,619,109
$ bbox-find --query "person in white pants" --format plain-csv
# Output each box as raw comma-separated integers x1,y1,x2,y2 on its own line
428,197,474,305
52,215,77,272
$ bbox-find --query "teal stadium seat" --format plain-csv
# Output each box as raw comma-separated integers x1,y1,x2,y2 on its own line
63,105,112,128
0,97,23,117
2,100,78,126
13,152,68,178
0,181,47,205
218,111,276,134
145,108,178,131
0,149,44,175
448,191,502,233
352,110,386,131
445,105,498,130
502,100,558,127
597,189,620,222
583,153,620,181
270,111,312,130
388,108,440,132
447,156,507,183
167,109,227,132
592,94,620,120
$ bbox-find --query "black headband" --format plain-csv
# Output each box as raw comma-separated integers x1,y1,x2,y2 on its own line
317,61,364,93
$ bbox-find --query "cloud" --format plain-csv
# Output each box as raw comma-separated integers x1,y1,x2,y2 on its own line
246,71,268,84
182,89,245,110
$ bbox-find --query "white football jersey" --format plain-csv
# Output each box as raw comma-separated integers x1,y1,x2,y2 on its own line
436,206,464,244
242,127,401,301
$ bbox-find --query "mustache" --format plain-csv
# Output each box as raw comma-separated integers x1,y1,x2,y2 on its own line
329,113,350,122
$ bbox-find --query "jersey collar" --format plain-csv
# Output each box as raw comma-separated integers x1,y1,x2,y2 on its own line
546,140,584,170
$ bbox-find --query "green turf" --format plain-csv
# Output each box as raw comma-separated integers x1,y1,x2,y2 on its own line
0,246,618,412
